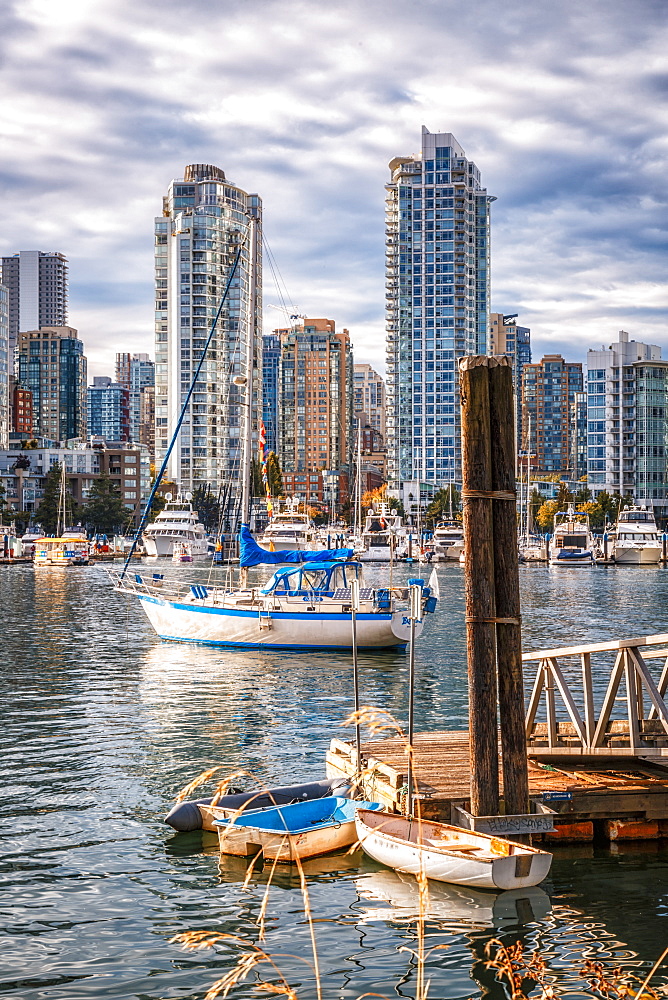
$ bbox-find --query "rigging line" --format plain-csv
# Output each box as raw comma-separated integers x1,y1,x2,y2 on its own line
120,238,245,580
262,233,298,321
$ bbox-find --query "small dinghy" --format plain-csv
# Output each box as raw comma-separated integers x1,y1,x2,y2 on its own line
215,796,384,862
356,809,552,890
164,777,352,832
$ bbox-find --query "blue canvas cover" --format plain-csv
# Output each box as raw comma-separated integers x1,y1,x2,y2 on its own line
239,524,354,568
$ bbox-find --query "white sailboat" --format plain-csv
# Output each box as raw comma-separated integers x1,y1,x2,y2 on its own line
112,224,438,650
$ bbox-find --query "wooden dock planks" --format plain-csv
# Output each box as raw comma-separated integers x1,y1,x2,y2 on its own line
326,730,668,836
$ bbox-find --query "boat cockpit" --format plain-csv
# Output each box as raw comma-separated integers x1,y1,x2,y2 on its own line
260,561,361,596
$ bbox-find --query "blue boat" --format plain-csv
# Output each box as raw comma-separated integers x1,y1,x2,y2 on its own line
214,795,384,862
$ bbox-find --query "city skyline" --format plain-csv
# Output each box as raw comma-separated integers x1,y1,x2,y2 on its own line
0,0,665,382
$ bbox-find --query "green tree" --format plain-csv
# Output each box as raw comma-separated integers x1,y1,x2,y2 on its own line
425,485,461,527
529,488,545,529
191,484,221,533
265,451,283,497
83,474,133,535
554,482,574,510
36,462,79,535
251,459,264,500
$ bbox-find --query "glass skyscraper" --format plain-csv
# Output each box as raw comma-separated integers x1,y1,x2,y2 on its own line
155,163,262,493
385,127,493,489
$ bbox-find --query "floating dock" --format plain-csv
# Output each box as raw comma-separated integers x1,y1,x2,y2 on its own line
327,632,668,843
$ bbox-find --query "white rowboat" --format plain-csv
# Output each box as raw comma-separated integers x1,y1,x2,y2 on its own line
356,809,552,890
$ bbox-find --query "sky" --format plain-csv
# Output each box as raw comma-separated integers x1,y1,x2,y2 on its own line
1,0,666,380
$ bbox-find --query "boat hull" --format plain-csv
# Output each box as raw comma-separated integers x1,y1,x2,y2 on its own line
143,535,208,558
138,594,419,649
613,545,662,565
356,812,552,890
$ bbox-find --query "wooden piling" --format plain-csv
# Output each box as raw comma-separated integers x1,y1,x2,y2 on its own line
459,356,499,817
489,359,530,817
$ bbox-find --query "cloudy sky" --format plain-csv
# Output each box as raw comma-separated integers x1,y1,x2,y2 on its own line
1,0,666,378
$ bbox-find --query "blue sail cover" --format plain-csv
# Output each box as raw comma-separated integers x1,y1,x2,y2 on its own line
239,524,354,568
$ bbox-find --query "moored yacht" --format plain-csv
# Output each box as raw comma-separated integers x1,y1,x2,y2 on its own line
142,494,209,558
548,505,596,566
256,498,318,552
432,521,464,562
612,505,662,565
359,504,407,562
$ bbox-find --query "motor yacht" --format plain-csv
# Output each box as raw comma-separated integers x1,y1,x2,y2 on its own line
256,498,319,552
612,505,662,565
548,505,596,566
432,521,464,562
142,494,209,558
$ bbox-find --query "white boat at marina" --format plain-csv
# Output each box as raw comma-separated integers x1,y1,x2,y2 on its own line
518,533,547,563
612,505,662,565
548,505,596,566
112,534,437,650
355,809,552,890
256,498,319,552
142,494,209,558
431,521,464,562
359,504,407,562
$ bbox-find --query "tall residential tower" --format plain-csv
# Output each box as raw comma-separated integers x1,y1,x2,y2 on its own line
385,127,493,492
1,251,68,360
154,164,262,493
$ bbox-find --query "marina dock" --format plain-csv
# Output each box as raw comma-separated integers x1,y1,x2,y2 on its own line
327,631,668,843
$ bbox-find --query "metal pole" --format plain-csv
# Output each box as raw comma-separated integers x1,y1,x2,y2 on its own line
406,582,421,817
350,578,361,781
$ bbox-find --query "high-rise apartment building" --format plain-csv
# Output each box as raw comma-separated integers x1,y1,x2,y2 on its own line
87,376,130,442
18,326,87,443
353,363,386,444
1,251,68,359
155,163,262,493
0,285,8,449
489,312,531,445
587,331,668,506
521,355,583,475
274,318,352,498
385,127,493,489
138,385,155,461
261,333,280,455
115,352,155,444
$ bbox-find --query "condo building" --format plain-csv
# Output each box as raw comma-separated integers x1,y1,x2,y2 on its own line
0,284,8,449
155,163,262,493
87,376,130,442
115,352,155,445
385,127,493,491
587,331,668,506
274,317,353,504
489,312,531,444
261,333,280,455
1,251,68,360
521,355,584,476
353,363,386,444
18,326,87,443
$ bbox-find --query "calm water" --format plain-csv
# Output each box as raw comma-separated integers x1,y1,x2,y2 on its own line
1,561,667,999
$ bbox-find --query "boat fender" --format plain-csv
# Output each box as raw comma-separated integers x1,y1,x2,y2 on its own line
424,596,438,614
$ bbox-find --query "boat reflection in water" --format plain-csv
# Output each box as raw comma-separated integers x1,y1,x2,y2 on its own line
354,869,551,927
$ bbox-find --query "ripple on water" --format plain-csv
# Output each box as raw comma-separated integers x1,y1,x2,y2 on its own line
0,563,667,997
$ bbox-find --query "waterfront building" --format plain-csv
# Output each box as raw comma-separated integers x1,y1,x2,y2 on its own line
115,352,155,444
353,363,386,444
385,126,493,491
587,331,668,508
138,384,155,461
0,284,8,449
87,376,130,442
489,312,531,444
0,251,68,361
155,162,262,494
274,317,353,504
11,381,33,437
262,333,280,455
521,355,584,475
0,441,151,526
18,326,87,444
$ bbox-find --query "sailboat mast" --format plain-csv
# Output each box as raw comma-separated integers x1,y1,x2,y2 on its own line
240,217,256,529
57,463,66,537
356,420,362,535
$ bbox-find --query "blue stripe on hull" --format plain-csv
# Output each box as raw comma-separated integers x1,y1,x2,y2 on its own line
139,594,392,622
157,633,407,651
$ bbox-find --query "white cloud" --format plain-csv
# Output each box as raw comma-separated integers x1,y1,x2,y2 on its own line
0,0,665,379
